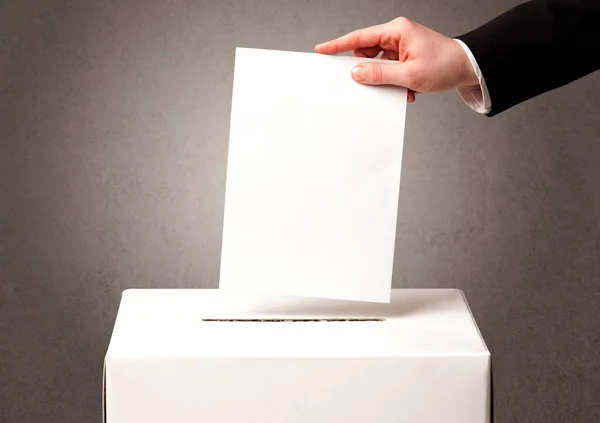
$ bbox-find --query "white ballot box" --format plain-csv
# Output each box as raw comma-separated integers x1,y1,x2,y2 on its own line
103,289,491,423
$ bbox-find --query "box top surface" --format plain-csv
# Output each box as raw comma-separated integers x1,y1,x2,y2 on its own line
106,289,489,358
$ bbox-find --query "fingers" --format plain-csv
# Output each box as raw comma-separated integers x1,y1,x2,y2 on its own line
380,50,399,61
350,62,415,87
315,24,387,55
407,90,416,103
353,46,382,58
354,48,400,61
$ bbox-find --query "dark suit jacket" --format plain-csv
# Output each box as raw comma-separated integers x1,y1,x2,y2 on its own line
456,0,600,116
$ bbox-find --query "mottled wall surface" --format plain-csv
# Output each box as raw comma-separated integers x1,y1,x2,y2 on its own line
1,1,599,422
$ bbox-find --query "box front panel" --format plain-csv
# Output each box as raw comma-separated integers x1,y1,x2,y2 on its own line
106,355,490,423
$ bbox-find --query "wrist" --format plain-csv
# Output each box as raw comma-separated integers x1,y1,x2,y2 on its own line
452,38,479,87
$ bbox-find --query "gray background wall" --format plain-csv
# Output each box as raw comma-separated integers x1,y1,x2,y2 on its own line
1,0,599,422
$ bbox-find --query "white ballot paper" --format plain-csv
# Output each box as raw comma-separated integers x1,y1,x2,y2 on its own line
220,47,407,303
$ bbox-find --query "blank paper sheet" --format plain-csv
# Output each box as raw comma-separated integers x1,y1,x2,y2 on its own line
219,47,407,303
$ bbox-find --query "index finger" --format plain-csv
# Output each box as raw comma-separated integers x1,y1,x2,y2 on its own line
315,24,387,55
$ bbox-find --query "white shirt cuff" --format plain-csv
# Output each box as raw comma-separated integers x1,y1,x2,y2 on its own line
453,39,492,114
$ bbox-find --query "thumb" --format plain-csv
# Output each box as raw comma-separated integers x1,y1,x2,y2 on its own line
351,62,413,87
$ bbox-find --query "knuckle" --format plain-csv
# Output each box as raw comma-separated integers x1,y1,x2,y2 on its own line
367,63,384,84
392,16,413,29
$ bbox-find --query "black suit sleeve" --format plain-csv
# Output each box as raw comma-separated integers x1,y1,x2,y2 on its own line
455,0,600,116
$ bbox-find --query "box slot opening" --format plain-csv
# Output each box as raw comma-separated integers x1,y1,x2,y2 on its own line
202,318,385,322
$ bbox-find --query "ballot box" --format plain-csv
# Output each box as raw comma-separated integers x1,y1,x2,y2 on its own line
103,289,491,423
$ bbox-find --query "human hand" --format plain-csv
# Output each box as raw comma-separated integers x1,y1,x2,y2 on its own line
315,18,478,102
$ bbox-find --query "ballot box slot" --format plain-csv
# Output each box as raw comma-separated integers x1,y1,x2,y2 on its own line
201,318,385,322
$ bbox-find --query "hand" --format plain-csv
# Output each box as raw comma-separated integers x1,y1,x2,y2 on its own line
315,17,478,102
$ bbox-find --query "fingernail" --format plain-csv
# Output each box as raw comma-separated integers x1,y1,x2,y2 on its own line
351,65,365,82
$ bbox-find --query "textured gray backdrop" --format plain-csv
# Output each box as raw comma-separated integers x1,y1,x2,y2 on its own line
1,0,599,422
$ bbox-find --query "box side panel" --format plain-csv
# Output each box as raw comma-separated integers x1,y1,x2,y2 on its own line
102,361,106,423
490,355,495,423
106,356,490,423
